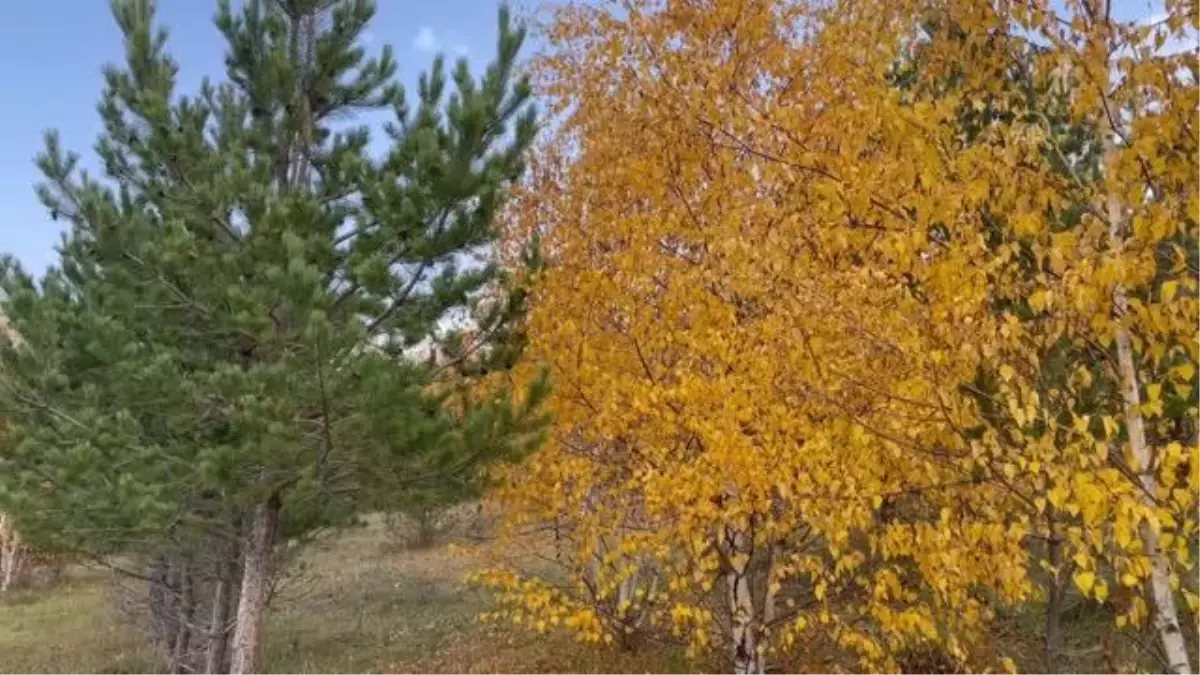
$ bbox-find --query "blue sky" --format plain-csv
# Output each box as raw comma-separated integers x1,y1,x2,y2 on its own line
0,0,1176,276
0,0,529,275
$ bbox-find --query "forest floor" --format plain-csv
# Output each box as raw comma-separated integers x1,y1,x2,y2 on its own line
0,514,695,674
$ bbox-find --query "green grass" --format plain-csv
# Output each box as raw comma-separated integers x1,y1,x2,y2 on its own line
0,517,692,674
0,570,156,674
3,517,1192,673
0,516,1180,667
2,516,1190,667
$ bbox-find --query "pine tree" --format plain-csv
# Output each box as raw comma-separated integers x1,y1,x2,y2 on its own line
0,1,546,672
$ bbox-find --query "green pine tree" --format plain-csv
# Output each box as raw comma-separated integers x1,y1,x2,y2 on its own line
0,1,547,672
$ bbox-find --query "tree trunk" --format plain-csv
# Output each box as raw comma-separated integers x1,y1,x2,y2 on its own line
762,542,780,628
726,529,762,675
1112,324,1191,673
614,557,640,650
230,497,281,675
1102,110,1193,675
1044,517,1064,674
152,555,182,667
728,567,761,674
1,512,10,592
205,543,239,675
1091,3,1192,666
171,562,195,674
0,512,26,592
204,577,231,674
616,563,637,609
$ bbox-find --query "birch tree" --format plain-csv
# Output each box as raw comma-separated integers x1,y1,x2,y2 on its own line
480,0,1197,672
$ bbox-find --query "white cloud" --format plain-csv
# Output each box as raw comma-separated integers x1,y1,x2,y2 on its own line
413,26,439,53
412,26,472,58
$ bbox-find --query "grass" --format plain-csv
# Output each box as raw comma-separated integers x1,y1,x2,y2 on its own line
0,570,155,674
0,516,692,674
2,516,1192,673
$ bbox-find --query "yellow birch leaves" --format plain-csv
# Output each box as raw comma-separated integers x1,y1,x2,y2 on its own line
478,0,1199,670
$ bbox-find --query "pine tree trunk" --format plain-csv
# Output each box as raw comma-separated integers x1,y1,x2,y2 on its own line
204,577,231,674
230,497,280,675
154,556,182,668
171,562,195,674
205,543,239,675
204,535,238,672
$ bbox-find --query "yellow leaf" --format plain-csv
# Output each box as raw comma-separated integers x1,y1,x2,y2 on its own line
1172,362,1196,382
1048,485,1069,509
1115,521,1133,549
999,365,1016,382
963,179,988,202
1180,193,1200,222
1074,571,1096,595
1162,280,1178,302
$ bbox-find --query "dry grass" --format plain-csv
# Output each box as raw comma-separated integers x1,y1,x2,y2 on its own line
0,568,156,674
0,515,691,674
3,515,1188,673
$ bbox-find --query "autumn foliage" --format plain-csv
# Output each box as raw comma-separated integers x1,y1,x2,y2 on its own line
475,0,1199,672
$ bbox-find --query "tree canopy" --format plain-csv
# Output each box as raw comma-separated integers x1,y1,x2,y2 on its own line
0,0,547,672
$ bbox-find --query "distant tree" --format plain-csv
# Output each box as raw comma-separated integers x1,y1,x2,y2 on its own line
0,0,546,672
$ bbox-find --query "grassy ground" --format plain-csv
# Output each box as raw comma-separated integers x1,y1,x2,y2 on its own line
0,570,154,674
1,516,1192,673
0,516,693,674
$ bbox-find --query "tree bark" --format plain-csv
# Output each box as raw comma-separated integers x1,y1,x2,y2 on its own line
616,560,637,609
1115,321,1192,674
1101,100,1192,675
230,497,281,674
725,529,762,675
171,562,195,674
205,542,239,675
152,555,182,667
762,542,780,628
1044,516,1064,674
0,512,25,592
728,567,761,674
